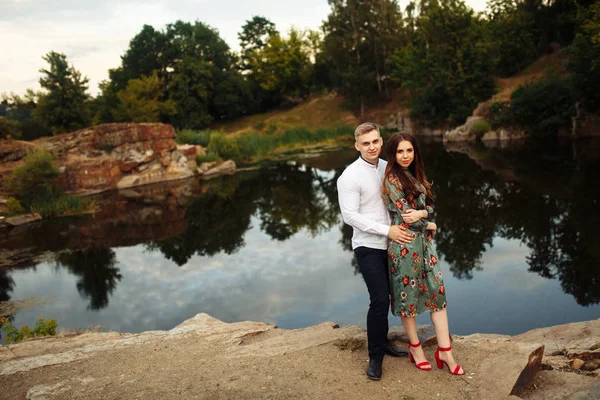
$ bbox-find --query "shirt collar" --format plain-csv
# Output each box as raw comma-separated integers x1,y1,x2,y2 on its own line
359,155,378,168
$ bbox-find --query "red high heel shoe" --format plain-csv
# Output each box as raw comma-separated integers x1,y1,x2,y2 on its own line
435,346,465,375
408,342,432,371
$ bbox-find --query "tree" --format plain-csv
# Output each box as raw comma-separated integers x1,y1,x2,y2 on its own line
323,0,405,119
569,2,600,113
238,16,279,71
390,0,496,125
486,0,538,76
109,25,168,91
247,29,313,101
34,51,91,134
116,71,176,122
167,57,214,129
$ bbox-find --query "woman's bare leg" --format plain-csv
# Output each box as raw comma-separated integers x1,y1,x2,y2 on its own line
401,316,431,369
430,309,463,373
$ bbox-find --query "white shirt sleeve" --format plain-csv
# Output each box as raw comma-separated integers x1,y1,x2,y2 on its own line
337,175,390,237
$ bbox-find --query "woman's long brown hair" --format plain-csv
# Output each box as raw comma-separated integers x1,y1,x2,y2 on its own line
383,132,434,204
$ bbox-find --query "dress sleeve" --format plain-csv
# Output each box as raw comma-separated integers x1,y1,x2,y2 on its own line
425,202,434,221
383,174,429,233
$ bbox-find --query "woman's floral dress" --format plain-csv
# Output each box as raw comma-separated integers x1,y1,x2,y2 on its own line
382,170,447,317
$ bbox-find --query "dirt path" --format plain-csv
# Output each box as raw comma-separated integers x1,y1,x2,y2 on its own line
1,314,598,400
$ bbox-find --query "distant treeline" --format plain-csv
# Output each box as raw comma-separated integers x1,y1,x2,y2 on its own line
1,0,599,140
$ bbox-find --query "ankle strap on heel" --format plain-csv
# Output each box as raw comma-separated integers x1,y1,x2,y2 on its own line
437,346,452,351
409,342,421,347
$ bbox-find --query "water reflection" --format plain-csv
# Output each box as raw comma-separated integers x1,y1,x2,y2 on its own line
146,164,342,265
431,140,600,306
54,248,122,311
0,139,598,337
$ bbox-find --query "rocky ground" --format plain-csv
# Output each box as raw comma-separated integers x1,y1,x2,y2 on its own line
1,314,599,400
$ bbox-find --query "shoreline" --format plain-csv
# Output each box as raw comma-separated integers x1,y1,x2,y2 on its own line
1,314,598,399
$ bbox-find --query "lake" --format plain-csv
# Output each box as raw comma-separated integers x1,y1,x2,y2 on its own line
1,137,599,342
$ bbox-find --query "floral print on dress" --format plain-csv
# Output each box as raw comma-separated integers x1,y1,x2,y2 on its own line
382,170,447,317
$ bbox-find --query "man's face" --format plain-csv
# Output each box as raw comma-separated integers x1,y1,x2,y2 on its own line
355,129,383,164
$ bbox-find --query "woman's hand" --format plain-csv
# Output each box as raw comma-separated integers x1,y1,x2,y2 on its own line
401,209,426,224
426,222,437,241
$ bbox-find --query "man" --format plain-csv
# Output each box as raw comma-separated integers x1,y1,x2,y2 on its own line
337,123,413,380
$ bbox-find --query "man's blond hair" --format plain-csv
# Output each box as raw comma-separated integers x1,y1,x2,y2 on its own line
354,122,380,141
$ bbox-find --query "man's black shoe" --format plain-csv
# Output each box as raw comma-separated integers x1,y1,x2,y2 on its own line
384,343,409,357
366,358,383,380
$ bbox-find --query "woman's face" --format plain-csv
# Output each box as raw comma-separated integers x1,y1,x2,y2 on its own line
396,140,414,168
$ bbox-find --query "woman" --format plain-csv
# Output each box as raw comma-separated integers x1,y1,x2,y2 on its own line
381,132,464,375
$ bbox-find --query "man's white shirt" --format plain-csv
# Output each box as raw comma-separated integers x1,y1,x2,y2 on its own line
337,157,390,250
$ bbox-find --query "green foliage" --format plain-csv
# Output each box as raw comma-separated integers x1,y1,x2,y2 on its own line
390,0,497,126
510,76,576,136
196,153,220,164
470,120,491,138
0,317,57,344
488,101,514,129
207,132,243,161
176,129,212,146
486,0,538,76
6,197,25,215
247,29,313,100
206,126,351,164
322,0,404,117
167,57,214,129
33,51,91,135
4,150,94,217
0,118,21,140
31,194,92,218
116,71,176,122
5,150,60,206
239,16,279,70
568,2,600,113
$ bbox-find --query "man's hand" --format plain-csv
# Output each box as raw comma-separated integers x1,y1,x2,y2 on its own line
401,209,426,224
388,225,415,244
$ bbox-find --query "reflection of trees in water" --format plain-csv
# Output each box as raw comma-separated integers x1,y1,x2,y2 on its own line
147,164,342,266
0,270,14,303
425,147,499,279
427,141,600,305
55,247,122,311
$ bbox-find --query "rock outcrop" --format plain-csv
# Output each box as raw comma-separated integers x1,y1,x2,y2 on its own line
36,123,197,194
0,124,238,197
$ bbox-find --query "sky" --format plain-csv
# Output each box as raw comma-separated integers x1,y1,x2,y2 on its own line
0,0,489,97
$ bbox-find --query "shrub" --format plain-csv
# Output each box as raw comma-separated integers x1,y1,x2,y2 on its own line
0,118,21,140
31,194,92,218
5,150,60,206
470,119,491,138
6,197,25,215
0,317,57,344
176,129,212,147
207,132,242,161
511,76,575,136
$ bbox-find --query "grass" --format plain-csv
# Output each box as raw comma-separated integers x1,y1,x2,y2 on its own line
206,125,354,165
212,95,359,136
30,194,96,218
175,129,212,147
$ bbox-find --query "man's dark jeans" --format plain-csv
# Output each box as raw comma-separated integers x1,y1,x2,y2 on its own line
354,246,389,361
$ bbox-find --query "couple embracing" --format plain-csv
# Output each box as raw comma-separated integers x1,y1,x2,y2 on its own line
337,123,464,380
